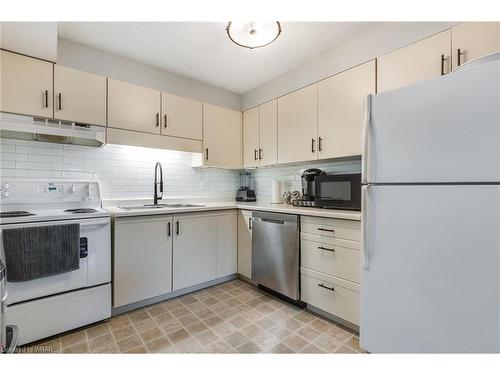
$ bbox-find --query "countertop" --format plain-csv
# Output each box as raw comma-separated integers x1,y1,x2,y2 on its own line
104,200,362,221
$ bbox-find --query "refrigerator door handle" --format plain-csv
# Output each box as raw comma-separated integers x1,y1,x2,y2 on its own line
362,184,370,269
361,94,372,184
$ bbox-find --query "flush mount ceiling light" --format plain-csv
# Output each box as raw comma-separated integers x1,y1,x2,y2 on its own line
226,22,282,49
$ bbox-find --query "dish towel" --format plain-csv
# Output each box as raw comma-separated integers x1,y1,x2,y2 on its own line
2,224,80,282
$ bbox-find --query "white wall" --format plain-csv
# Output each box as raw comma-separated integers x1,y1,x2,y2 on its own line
241,22,458,110
0,139,240,200
57,38,241,111
0,22,58,62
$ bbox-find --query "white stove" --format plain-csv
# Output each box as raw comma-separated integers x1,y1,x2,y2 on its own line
0,179,111,345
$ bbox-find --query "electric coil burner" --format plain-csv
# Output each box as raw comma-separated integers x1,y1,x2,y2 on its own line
0,211,35,218
64,208,99,214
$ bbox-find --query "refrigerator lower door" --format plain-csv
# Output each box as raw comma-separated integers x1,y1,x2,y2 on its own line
361,185,500,353
366,58,500,184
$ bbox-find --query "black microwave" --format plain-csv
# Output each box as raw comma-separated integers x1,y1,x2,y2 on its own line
314,173,362,211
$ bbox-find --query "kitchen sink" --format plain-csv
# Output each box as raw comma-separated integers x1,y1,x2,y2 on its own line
118,203,205,211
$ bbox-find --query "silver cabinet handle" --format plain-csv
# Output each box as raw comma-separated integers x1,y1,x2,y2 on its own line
259,148,263,160
318,246,334,252
176,221,180,236
318,137,322,152
311,138,316,153
164,114,168,128
362,95,372,184
167,222,171,237
254,149,258,161
318,283,334,292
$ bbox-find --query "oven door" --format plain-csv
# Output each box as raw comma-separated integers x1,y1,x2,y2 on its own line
314,174,362,210
3,217,110,305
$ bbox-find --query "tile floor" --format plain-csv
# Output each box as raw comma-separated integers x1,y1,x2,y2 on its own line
21,279,364,354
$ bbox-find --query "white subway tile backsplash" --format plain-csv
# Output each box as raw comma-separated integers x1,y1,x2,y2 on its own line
1,138,361,201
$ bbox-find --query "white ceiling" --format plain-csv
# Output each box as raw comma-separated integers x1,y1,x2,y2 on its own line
58,22,376,94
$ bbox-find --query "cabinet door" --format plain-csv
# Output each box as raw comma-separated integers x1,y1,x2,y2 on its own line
216,210,237,278
243,106,260,168
259,99,278,167
452,22,500,70
277,84,318,164
237,210,252,279
161,92,202,140
54,65,106,126
0,50,53,117
318,60,375,159
202,104,242,169
173,213,217,290
114,216,172,308
108,78,161,134
377,30,452,93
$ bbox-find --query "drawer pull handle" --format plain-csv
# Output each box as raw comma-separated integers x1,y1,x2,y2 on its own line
318,283,335,292
318,246,334,252
317,227,334,233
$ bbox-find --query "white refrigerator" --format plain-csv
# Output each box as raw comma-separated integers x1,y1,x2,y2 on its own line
360,54,500,353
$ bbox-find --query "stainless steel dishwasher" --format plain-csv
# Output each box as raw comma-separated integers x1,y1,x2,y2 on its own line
251,211,300,301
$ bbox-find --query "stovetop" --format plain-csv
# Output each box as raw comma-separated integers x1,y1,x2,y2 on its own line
0,179,109,225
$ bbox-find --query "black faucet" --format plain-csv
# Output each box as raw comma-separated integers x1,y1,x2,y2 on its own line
154,162,163,205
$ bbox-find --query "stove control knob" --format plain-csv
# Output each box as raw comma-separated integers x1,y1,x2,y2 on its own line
68,184,76,194
4,183,10,189
3,190,10,198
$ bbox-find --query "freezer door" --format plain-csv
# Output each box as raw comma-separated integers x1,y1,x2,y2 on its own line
360,185,500,353
365,59,500,183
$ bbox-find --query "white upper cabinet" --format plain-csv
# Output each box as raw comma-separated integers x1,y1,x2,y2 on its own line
107,78,161,134
243,106,260,168
161,92,202,140
54,65,106,126
0,50,53,118
377,30,452,93
202,103,242,169
451,22,500,70
259,99,278,167
277,84,318,164
318,60,376,159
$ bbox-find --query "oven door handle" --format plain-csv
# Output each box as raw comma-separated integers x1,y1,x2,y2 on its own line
1,217,110,230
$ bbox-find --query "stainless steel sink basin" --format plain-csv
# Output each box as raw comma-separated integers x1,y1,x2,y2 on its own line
118,203,205,211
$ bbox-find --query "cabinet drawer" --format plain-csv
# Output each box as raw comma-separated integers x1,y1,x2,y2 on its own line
301,216,361,241
301,234,360,283
301,268,359,325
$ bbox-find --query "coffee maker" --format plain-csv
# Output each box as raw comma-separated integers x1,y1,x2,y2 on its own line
296,168,323,207
236,172,256,202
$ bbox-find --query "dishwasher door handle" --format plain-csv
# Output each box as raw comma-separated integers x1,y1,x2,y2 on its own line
260,218,285,225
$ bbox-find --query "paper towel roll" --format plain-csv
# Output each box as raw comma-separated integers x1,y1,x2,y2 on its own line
271,179,282,204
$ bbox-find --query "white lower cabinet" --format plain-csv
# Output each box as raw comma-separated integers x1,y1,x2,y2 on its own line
216,210,238,278
173,212,217,291
114,215,173,308
300,215,361,326
237,210,253,279
301,268,360,326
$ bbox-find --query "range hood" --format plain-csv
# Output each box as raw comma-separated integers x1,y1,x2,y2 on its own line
0,113,106,147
